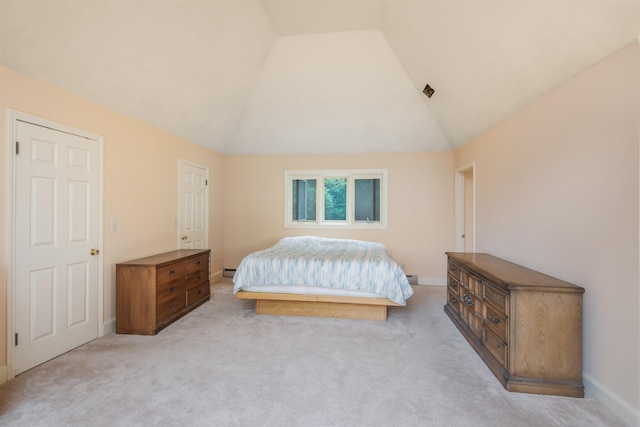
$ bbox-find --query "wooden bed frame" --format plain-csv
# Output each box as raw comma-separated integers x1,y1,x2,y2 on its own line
236,290,402,321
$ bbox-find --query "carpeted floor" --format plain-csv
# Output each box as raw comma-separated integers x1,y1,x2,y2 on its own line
0,280,625,426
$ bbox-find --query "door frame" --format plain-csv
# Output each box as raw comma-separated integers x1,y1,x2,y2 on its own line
178,159,209,249
454,161,475,252
4,110,104,381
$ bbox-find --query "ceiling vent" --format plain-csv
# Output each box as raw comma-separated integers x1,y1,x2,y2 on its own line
423,84,435,98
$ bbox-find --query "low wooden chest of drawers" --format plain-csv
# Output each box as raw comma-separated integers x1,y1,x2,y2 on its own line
116,249,210,335
445,252,584,397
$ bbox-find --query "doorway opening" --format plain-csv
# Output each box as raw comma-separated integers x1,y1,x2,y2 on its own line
455,162,475,252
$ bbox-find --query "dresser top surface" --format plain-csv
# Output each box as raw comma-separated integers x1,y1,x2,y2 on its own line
446,252,584,292
118,249,210,267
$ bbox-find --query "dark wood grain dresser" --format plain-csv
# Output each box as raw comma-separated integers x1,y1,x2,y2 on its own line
445,252,584,397
116,249,210,335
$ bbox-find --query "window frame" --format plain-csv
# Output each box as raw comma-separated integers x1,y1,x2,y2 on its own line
285,169,388,229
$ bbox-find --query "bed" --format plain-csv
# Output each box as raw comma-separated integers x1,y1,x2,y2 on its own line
233,236,414,321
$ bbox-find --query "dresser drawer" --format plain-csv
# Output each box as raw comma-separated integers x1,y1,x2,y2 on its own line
447,275,459,293
484,300,507,341
186,268,208,289
483,326,507,368
186,254,208,273
484,283,508,312
186,282,209,306
447,289,459,312
447,261,460,279
157,262,187,284
157,279,184,305
157,294,186,322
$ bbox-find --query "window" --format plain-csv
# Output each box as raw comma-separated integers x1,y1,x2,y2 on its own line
354,178,380,222
323,177,347,221
292,178,317,221
285,169,388,229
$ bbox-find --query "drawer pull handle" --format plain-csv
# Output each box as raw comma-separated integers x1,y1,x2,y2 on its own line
489,312,502,324
169,303,176,310
169,287,175,293
169,269,176,276
196,275,201,281
463,293,473,307
197,289,202,295
196,261,201,266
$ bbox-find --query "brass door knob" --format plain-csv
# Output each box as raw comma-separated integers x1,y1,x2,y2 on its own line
181,235,188,240
90,248,100,256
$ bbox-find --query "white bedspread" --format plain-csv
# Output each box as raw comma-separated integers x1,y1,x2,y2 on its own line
233,236,414,305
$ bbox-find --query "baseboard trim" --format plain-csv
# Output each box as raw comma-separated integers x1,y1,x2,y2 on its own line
417,277,446,286
0,365,7,385
222,268,236,278
102,317,115,335
583,372,639,427
211,270,223,283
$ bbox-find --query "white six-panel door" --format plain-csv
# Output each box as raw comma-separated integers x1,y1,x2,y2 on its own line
14,119,100,374
178,161,208,249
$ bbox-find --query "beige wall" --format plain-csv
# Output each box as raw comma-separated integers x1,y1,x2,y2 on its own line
456,40,640,419
0,66,225,373
223,152,455,283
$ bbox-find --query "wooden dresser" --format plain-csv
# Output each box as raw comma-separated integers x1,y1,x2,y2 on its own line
116,249,210,335
445,252,584,397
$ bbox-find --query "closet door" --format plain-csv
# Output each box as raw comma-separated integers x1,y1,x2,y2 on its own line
14,119,101,374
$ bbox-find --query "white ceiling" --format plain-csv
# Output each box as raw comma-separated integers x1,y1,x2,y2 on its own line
1,0,638,155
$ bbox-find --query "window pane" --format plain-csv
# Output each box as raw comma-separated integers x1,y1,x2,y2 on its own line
292,179,316,221
324,178,347,221
355,178,380,222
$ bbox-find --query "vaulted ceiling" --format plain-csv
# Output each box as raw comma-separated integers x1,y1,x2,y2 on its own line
1,1,638,155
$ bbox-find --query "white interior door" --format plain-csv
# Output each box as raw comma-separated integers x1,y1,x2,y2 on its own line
14,119,101,374
179,160,208,249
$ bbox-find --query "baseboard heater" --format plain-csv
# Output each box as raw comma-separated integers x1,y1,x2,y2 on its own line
406,275,418,285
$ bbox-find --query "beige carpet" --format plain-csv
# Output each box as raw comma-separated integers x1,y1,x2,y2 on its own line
0,280,624,426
